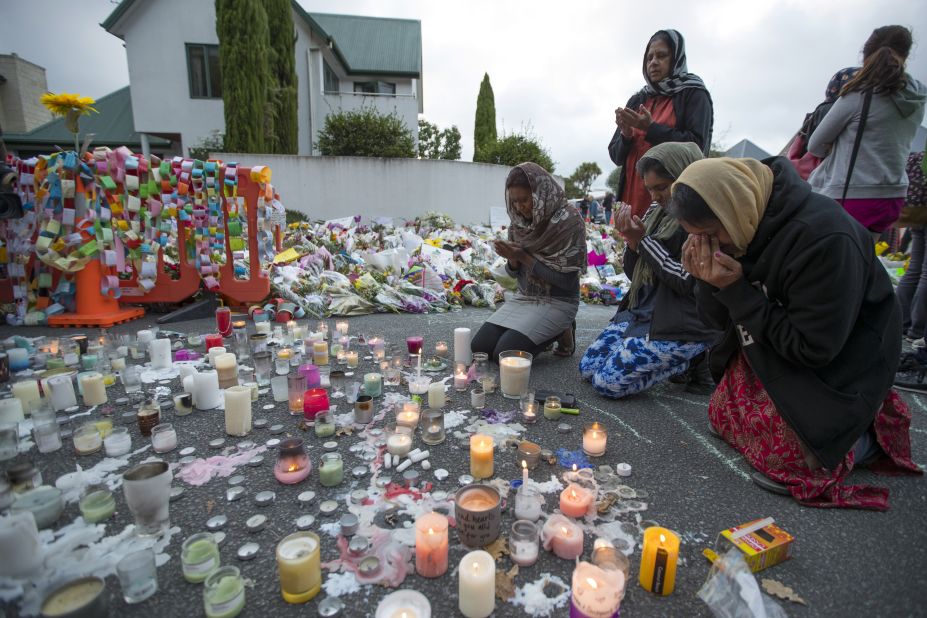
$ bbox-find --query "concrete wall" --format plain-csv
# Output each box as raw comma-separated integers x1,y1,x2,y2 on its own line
0,54,53,133
212,154,513,226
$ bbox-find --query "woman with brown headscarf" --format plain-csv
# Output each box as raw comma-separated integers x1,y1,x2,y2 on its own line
668,156,921,510
471,163,587,360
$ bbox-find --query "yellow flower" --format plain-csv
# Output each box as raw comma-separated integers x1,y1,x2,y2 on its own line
40,92,98,117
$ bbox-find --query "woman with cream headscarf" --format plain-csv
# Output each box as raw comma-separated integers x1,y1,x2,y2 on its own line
580,142,719,398
668,156,921,509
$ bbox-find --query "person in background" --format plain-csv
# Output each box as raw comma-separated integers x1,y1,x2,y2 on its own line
578,195,590,221
602,192,616,225
588,195,600,224
580,142,717,398
608,29,713,219
894,149,927,349
669,156,921,509
808,25,926,236
472,163,587,360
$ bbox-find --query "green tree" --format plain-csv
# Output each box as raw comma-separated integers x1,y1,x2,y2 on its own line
317,107,415,158
473,73,497,162
569,162,602,197
264,0,298,154
564,178,582,199
479,132,555,173
418,119,462,160
605,167,623,195
216,0,271,153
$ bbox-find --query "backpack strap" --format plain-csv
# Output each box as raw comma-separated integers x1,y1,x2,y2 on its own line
842,90,873,202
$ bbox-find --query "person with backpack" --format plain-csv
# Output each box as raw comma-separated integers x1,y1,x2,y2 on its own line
602,192,615,225
807,26,926,236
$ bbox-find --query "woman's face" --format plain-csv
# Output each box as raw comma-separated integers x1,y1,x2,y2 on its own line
642,170,674,208
679,220,737,255
508,186,533,219
646,39,673,84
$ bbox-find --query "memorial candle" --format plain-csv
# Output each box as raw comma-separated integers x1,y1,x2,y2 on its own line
458,550,494,618
79,372,107,406
499,351,532,399
571,561,624,618
302,388,329,420
427,382,445,409
148,338,172,370
224,386,252,436
276,532,321,603
204,333,224,352
454,363,468,391
0,397,24,424
406,336,424,355
542,514,584,560
11,380,41,414
415,512,449,578
46,375,77,411
335,321,349,336
312,341,328,366
560,483,594,518
639,527,679,595
469,434,494,479
274,438,311,485
214,353,238,389
582,422,608,457
345,351,359,368
453,328,472,365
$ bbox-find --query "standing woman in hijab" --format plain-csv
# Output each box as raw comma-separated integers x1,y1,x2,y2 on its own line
471,163,587,360
608,29,713,219
669,156,921,510
581,142,718,398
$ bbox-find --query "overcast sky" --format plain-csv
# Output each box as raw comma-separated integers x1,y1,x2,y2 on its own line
2,0,925,187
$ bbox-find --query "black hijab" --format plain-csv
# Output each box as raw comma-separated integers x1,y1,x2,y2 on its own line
640,29,708,97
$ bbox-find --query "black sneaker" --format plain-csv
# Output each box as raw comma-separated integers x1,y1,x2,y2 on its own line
685,353,716,395
894,365,927,393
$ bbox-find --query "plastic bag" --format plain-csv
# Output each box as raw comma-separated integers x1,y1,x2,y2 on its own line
698,549,787,618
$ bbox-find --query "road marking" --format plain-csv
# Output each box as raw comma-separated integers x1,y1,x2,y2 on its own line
908,394,927,414
653,392,709,407
575,398,653,445
652,399,750,481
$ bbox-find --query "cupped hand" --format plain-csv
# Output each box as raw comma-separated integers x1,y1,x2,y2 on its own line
681,234,743,288
615,205,645,251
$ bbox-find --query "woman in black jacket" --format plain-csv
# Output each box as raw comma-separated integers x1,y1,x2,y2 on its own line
580,142,718,397
668,156,921,509
608,29,713,219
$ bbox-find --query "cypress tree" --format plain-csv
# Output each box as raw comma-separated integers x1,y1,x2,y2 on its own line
216,0,271,153
473,73,497,162
264,0,298,154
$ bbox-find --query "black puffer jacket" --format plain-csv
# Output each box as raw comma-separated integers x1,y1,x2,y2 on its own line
696,158,901,469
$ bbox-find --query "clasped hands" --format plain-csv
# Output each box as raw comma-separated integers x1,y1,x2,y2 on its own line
614,105,653,137
494,240,531,269
613,204,645,251
681,234,743,289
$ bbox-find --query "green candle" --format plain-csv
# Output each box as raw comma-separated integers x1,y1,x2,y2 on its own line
203,568,245,618
314,417,335,438
182,533,220,583
319,453,343,487
79,489,115,523
363,373,382,397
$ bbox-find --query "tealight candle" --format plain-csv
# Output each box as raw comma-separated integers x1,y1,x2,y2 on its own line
427,382,445,409
434,341,449,358
375,590,432,618
583,422,608,457
542,514,584,560
469,434,493,479
11,380,41,414
458,550,494,618
639,527,679,595
509,520,540,567
408,375,431,395
560,483,594,518
415,512,449,578
79,372,107,406
276,532,321,603
386,424,413,457
345,351,359,368
571,560,625,617
454,363,468,391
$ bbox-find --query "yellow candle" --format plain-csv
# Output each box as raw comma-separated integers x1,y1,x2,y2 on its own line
345,351,359,368
276,532,321,603
11,380,41,414
469,434,494,479
80,372,107,406
312,341,328,366
639,527,679,595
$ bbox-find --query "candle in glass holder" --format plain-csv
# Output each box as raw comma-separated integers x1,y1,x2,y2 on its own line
276,532,321,603
136,399,161,437
583,423,607,457
215,307,233,338
469,434,494,479
408,375,431,395
73,423,103,455
354,395,374,425
544,396,562,420
318,452,343,487
434,341,449,358
7,348,29,372
302,388,329,420
80,372,107,406
560,483,594,518
522,402,538,424
639,527,679,595
499,350,532,399
514,483,543,522
0,398,23,426
363,373,382,397
386,424,413,457
345,351,359,368
571,560,625,617
517,441,541,470
314,411,335,437
288,374,307,414
316,321,329,340
510,520,540,567
427,382,445,409
458,550,494,618
151,423,177,453
275,348,292,375
421,410,445,445
397,401,421,429
182,532,220,584
542,514,584,560
204,333,224,352
335,321,349,336
274,438,311,485
312,341,328,366
104,426,132,457
470,389,486,410
224,386,252,436
11,380,41,414
214,353,238,389
208,346,227,367
454,363,468,391
375,590,431,618
203,566,245,617
148,338,172,370
415,512,449,578
255,320,271,335
406,336,424,355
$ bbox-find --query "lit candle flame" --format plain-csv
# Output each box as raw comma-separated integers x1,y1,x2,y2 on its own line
561,526,570,537
428,528,434,535
570,488,577,499
586,577,598,589
472,561,480,572
287,463,299,472
659,533,666,543
522,460,527,470
479,440,486,449
572,464,578,472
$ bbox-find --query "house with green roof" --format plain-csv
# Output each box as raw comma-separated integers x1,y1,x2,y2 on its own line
100,0,423,156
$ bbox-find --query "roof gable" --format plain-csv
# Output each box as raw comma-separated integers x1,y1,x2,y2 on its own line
725,139,772,160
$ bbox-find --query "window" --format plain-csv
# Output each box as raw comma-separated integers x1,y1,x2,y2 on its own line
186,44,222,99
323,60,339,94
353,81,396,95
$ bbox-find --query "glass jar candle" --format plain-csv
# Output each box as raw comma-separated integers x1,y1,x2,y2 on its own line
249,334,268,355
406,336,424,355
480,374,496,394
328,370,346,395
454,362,468,392
363,373,382,397
521,401,539,425
434,341,449,359
276,531,321,604
287,373,307,414
214,353,238,390
421,409,445,446
33,412,63,454
302,388,329,420
499,350,533,399
385,423,413,457
79,486,116,523
509,520,540,566
517,440,542,470
252,351,272,386
117,549,159,604
275,348,292,375
232,323,249,360
73,423,102,455
514,484,543,522
203,566,245,618
0,422,18,460
582,422,607,457
204,334,224,352
354,395,374,425
345,351,359,369
543,396,562,421
136,399,161,437
273,438,311,485
151,423,177,453
335,321,349,336
384,357,402,386
396,401,421,429
215,307,233,338
313,411,335,438
312,341,328,366
182,532,221,583
318,452,344,487
470,388,486,410
104,426,132,457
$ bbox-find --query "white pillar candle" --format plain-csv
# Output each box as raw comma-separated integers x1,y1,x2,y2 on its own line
136,330,155,345
46,375,77,411
454,328,472,365
458,550,494,618
255,321,271,335
208,346,227,367
194,370,221,410
182,374,196,396
178,364,198,380
427,382,445,410
214,352,239,389
0,511,42,578
79,372,107,406
0,398,24,423
224,386,252,436
148,338,172,369
11,380,41,414
110,356,126,371
499,355,532,399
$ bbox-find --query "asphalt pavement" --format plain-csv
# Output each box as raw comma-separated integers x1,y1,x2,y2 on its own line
1,304,923,617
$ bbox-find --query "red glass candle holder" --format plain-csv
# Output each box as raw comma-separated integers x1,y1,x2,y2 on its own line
215,307,232,338
302,388,330,420
406,336,424,355
204,334,224,352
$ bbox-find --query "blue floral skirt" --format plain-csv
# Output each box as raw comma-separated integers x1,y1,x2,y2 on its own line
579,321,708,399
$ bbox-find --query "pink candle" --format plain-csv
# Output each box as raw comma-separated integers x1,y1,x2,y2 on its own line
273,438,312,484
406,336,424,355
204,333,224,351
302,388,330,420
415,512,449,578
542,514,584,560
560,484,594,518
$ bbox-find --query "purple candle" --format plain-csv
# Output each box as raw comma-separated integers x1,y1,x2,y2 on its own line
298,364,321,388
406,336,424,355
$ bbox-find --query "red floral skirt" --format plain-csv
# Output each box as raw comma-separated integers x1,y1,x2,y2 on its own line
709,353,922,510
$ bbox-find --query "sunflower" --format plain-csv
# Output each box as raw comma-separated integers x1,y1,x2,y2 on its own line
40,92,98,117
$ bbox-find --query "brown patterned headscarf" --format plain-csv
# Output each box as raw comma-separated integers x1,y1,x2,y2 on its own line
505,163,587,298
